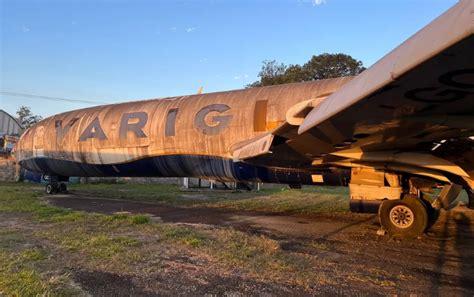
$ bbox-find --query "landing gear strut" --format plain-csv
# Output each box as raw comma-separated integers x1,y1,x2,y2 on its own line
347,168,459,237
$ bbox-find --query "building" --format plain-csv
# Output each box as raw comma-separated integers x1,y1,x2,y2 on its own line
0,110,22,181
0,109,22,154
0,109,21,135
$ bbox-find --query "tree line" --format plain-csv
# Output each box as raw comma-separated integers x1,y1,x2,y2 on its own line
248,53,365,87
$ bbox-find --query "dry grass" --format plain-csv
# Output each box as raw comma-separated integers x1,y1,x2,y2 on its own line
0,237,81,296
0,182,404,295
206,186,349,214
68,182,350,215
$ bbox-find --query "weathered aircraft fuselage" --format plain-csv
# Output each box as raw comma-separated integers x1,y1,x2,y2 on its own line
15,78,352,185
13,0,474,237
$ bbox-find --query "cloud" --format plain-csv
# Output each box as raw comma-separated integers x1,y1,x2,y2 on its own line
21,25,30,33
298,0,327,6
170,27,177,32
186,27,196,33
234,76,241,80
199,58,208,63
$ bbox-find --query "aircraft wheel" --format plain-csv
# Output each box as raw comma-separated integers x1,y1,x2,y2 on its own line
45,183,57,195
420,198,439,230
59,183,67,193
379,195,428,237
467,189,474,209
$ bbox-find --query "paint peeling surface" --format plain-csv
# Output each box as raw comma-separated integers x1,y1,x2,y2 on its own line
15,78,351,181
13,1,474,186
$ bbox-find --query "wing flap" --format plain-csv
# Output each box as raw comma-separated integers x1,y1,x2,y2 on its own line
231,133,274,160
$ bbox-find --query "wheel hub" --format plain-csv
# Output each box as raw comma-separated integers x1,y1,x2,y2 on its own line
389,205,414,228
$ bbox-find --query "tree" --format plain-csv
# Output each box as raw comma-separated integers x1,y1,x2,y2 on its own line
303,53,365,80
248,53,365,87
247,60,288,88
16,106,43,130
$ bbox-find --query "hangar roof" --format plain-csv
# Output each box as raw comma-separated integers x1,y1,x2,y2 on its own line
0,110,22,136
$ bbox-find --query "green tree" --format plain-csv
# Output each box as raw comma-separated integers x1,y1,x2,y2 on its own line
247,60,288,87
248,53,365,87
16,106,42,130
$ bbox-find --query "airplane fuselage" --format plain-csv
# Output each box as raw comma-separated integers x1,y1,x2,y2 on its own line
15,78,352,185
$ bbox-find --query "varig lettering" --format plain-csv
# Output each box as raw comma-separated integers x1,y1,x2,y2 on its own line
78,117,108,142
119,112,148,139
72,104,233,143
194,104,233,135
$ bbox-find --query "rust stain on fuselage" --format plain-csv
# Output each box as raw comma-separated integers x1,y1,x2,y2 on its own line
16,78,352,165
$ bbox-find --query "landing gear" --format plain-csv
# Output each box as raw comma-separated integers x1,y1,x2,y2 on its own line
59,183,67,193
420,196,440,229
42,175,69,195
348,167,465,237
44,182,68,194
379,195,428,237
45,183,57,194
467,188,474,209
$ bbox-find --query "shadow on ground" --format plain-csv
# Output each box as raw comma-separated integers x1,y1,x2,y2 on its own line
47,192,474,296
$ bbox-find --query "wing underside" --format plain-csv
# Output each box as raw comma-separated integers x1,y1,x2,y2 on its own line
237,0,474,186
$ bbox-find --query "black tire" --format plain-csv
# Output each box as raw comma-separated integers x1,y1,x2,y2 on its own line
420,197,440,230
467,189,474,209
379,195,428,237
45,183,56,195
59,183,67,193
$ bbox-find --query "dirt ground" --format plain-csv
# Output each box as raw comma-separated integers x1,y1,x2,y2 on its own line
1,183,474,296
44,191,474,296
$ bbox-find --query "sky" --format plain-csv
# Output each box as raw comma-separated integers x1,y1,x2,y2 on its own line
0,0,458,119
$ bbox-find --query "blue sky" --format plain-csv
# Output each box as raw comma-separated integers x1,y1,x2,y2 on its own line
1,0,457,118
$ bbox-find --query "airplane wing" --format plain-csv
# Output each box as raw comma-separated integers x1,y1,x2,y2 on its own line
237,0,474,184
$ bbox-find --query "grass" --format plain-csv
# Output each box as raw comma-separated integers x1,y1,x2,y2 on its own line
55,233,140,258
69,183,190,204
67,182,473,214
160,224,208,247
0,183,338,285
19,248,48,262
130,214,151,225
0,183,85,223
0,230,25,250
0,244,78,296
0,183,148,294
0,267,52,297
195,227,335,286
206,186,349,214
0,182,401,294
68,182,350,215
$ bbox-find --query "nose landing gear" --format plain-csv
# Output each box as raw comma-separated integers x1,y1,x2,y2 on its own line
43,175,69,195
44,182,68,194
